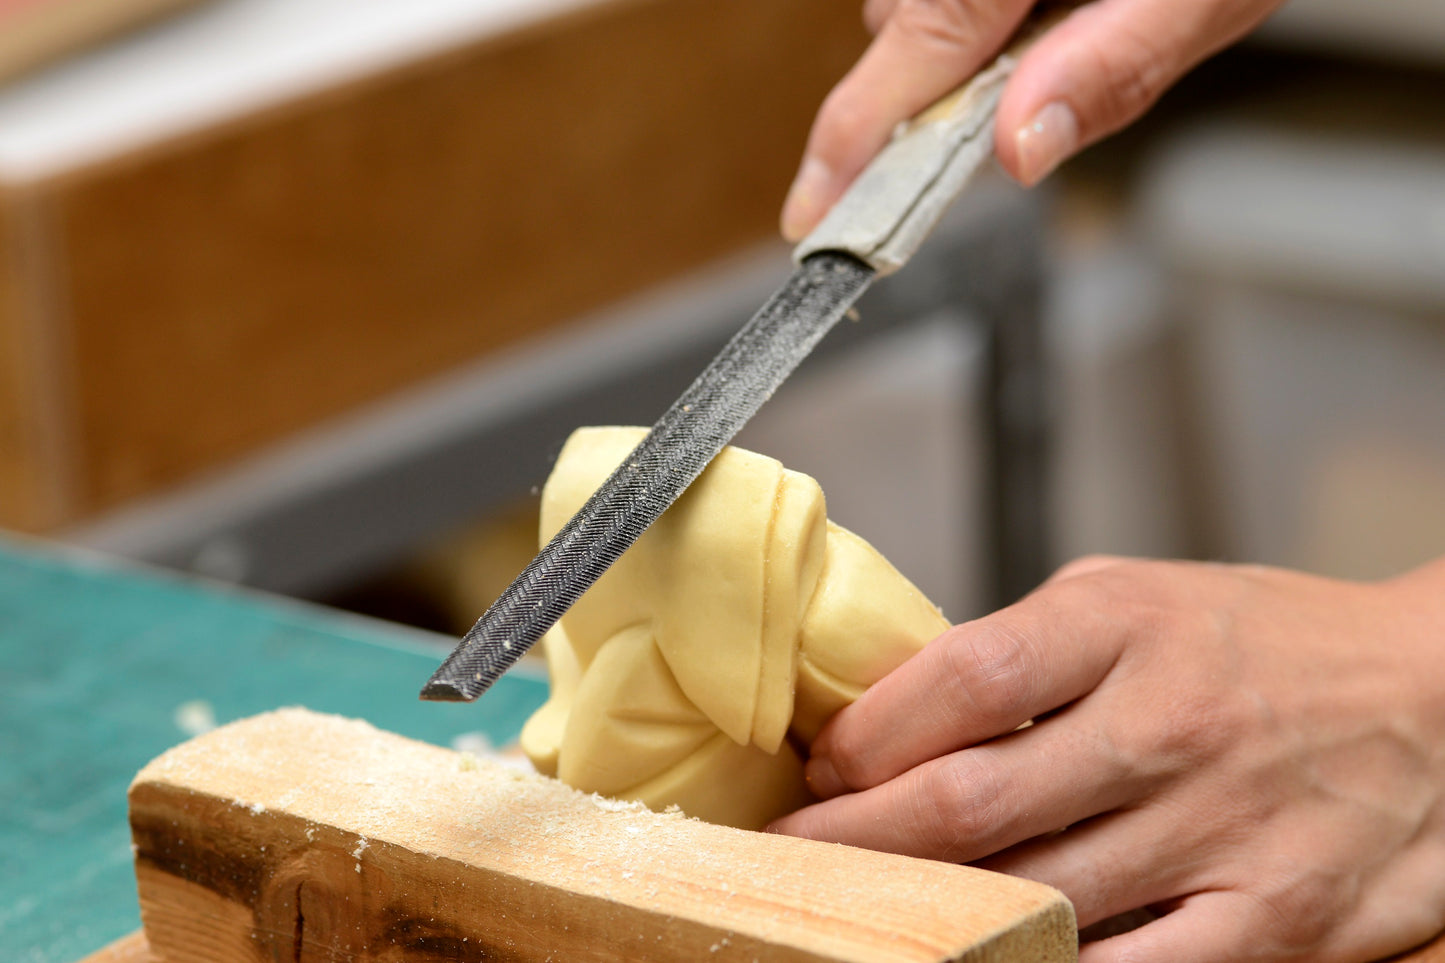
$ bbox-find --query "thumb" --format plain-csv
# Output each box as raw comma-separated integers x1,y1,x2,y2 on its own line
996,0,1283,186
781,0,1034,242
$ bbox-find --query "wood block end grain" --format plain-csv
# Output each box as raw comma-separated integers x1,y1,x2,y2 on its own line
129,707,1076,962
75,930,157,963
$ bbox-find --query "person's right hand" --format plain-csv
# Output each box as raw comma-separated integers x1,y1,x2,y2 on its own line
770,555,1445,962
781,0,1289,242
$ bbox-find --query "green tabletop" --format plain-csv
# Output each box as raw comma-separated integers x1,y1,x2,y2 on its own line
0,536,548,963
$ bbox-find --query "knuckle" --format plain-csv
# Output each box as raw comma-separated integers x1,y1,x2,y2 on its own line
1133,696,1229,771
1083,26,1172,133
921,754,1005,857
1246,872,1341,952
1041,568,1117,613
824,726,883,790
889,0,987,51
1126,670,1256,778
813,87,877,161
937,624,1036,726
1044,558,1160,611
1089,609,1251,776
1050,553,1126,582
862,0,895,34
1108,945,1154,963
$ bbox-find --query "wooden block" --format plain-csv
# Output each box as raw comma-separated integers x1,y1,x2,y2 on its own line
78,920,1445,963
129,708,1076,962
76,929,157,963
0,0,867,531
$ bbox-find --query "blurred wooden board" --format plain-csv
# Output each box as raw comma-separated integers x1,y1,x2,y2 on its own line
128,708,1077,962
0,0,867,531
0,0,202,85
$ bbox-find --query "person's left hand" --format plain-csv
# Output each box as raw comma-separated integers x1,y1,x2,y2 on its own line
768,555,1445,962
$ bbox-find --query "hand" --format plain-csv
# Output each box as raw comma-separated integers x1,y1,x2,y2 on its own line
769,556,1445,962
780,0,1288,241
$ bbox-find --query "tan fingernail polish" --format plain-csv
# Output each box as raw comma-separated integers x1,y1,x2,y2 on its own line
781,157,832,242
1014,101,1078,186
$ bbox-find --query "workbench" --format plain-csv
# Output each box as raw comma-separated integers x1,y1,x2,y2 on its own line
0,535,547,962
6,537,1445,962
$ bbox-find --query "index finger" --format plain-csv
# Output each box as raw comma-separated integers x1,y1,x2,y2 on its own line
781,0,1034,241
805,577,1127,798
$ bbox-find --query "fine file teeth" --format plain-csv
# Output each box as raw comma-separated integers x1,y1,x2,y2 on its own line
421,252,874,703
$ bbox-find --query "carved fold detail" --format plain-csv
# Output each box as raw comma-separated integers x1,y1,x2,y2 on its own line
521,427,950,829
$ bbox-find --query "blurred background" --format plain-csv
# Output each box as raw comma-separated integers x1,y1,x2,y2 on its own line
2,0,1443,633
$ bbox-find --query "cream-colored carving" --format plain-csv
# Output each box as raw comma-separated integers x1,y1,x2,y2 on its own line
521,427,949,829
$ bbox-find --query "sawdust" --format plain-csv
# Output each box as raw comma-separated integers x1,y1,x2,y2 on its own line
136,707,699,873
173,699,217,736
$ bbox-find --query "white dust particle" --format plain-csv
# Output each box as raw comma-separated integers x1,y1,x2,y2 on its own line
590,794,648,814
450,732,494,756
173,700,217,737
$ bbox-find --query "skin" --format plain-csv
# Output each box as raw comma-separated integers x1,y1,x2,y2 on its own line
779,0,1290,241
770,555,1445,961
776,6,1445,957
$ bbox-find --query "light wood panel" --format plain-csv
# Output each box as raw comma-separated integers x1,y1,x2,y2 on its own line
0,0,202,85
128,708,1077,962
81,908,1445,961
0,0,867,530
76,930,155,963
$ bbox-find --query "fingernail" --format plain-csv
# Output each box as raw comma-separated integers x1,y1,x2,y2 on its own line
781,157,832,242
804,755,846,799
1014,101,1078,186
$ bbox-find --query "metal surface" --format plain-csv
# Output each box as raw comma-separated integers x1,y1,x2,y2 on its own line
791,1,1072,275
793,60,1009,275
422,252,874,701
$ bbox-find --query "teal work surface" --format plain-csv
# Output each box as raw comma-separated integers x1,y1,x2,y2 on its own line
0,536,548,963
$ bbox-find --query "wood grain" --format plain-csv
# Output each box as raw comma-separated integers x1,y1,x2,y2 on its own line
0,186,74,530
0,0,867,530
75,930,156,963
129,708,1077,962
0,191,37,527
81,911,1445,962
